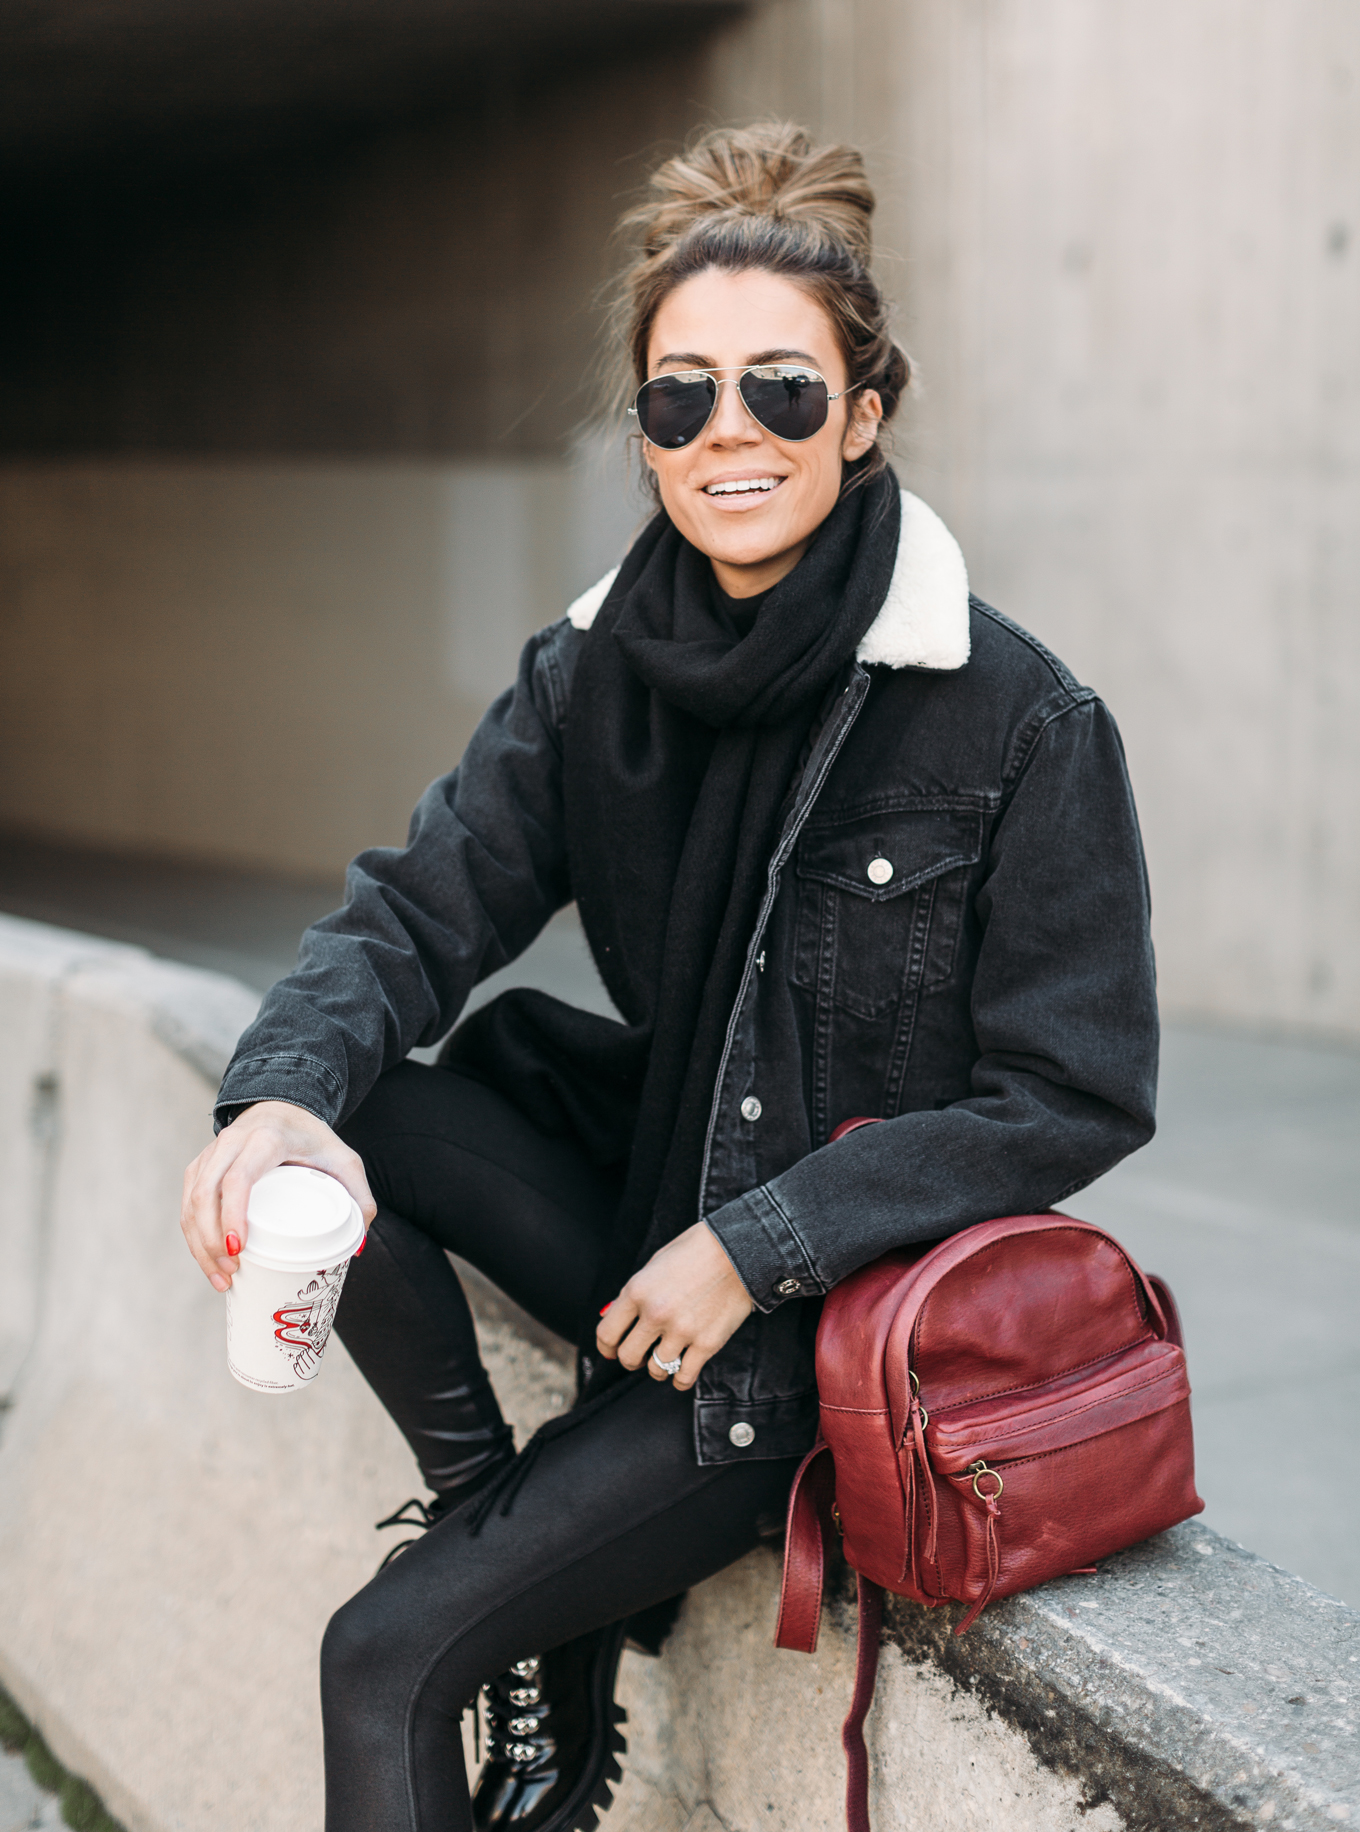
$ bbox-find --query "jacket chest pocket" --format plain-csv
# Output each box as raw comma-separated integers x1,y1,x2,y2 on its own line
792,804,984,1019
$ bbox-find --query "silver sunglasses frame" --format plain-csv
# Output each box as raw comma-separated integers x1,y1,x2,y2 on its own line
627,364,862,448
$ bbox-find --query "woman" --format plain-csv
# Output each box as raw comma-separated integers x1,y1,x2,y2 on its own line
181,124,1157,1832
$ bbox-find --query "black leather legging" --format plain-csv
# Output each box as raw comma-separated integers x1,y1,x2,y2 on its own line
325,1061,799,1832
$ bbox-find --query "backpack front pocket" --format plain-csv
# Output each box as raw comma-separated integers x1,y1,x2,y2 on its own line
913,1338,1197,1621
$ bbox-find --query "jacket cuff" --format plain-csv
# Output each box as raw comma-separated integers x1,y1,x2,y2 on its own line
213,1054,345,1134
705,1184,822,1313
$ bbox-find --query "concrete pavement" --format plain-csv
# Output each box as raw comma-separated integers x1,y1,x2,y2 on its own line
1069,1025,1360,1606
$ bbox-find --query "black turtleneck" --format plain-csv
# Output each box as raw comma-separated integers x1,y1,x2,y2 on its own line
708,573,773,640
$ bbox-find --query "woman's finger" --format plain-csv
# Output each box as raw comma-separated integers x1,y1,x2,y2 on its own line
181,1146,232,1289
616,1320,662,1372
646,1335,688,1382
328,1144,377,1227
195,1133,258,1278
670,1341,713,1393
180,1102,372,1296
217,1124,295,1247
188,1140,248,1268
595,1294,639,1360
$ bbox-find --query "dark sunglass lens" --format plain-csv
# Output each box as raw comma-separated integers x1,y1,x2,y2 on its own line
635,374,716,448
739,367,829,441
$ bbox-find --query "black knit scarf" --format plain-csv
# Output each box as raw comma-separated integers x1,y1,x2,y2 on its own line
448,468,901,1345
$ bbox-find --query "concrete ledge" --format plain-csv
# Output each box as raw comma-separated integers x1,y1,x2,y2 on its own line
0,913,1355,1832
880,1531,1358,1831
604,1530,1359,1832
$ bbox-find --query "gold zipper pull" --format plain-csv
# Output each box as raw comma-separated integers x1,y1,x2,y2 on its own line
968,1460,1004,1501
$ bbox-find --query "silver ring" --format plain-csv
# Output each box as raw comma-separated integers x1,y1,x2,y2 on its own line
651,1351,683,1376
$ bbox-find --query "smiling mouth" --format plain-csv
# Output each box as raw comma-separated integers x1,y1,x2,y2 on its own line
703,477,784,497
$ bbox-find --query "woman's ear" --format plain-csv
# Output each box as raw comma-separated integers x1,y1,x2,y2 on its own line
842,388,883,463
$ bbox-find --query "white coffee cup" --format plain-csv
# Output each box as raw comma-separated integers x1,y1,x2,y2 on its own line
224,1165,366,1393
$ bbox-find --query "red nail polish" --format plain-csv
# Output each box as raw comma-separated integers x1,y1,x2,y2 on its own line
354,1233,367,1257
599,1302,612,1315
224,1232,241,1257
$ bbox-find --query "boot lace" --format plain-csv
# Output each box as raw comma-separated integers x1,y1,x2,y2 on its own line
373,1496,445,1569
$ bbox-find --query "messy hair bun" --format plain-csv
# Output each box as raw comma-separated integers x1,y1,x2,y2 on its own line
610,122,911,478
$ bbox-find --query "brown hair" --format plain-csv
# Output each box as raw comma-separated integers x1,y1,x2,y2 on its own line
609,122,911,482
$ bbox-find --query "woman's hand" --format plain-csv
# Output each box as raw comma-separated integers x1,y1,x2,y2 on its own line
595,1222,754,1391
180,1100,376,1292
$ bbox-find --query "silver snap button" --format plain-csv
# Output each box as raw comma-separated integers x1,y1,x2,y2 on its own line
775,1277,802,1297
728,1422,756,1448
867,856,894,886
740,1095,762,1122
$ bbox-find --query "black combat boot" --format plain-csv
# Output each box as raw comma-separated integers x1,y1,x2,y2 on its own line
472,1623,628,1832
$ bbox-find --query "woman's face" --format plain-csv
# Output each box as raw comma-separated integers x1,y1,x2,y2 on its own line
642,268,883,597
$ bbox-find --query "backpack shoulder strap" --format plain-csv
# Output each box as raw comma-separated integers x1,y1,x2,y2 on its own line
843,1576,883,1832
775,1449,885,1830
1148,1273,1184,1347
774,1440,835,1653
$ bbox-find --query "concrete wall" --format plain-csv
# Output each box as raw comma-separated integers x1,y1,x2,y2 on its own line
0,911,1354,1832
702,0,1360,1034
0,41,712,459
0,452,639,874
0,916,520,1830
882,0,1360,1038
0,30,673,874
2,0,1357,1035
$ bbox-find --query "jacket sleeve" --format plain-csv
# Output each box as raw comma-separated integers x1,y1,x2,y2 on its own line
705,695,1160,1309
213,624,575,1131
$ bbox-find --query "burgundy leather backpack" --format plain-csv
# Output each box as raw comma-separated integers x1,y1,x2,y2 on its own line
775,1119,1203,1831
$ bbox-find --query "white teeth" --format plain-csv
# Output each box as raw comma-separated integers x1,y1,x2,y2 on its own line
705,477,781,496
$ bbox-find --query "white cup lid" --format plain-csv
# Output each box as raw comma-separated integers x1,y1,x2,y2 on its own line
244,1166,364,1266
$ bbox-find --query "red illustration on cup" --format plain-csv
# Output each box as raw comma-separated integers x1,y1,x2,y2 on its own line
270,1262,348,1382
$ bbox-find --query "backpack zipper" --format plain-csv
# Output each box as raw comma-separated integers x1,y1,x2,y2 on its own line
966,1459,1003,1501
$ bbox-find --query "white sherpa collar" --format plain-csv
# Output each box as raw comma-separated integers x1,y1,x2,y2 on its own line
564,489,970,672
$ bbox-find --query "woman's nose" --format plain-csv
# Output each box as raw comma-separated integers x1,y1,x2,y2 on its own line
705,377,759,447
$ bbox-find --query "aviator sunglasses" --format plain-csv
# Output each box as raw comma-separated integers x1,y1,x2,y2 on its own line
628,363,862,450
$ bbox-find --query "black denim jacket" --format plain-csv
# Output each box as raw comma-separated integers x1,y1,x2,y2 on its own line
216,494,1158,1465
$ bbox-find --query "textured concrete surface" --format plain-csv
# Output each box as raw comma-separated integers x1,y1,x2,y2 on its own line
608,1521,1360,1831
891,1528,1359,1831
0,914,572,1831
868,0,1360,1039
612,1546,1136,1832
0,449,644,881
611,1550,1128,1832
